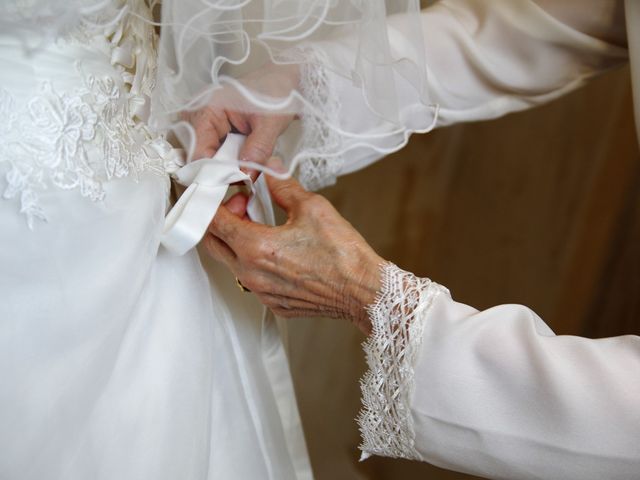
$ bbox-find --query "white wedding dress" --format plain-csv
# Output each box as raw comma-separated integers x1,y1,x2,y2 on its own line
0,2,312,479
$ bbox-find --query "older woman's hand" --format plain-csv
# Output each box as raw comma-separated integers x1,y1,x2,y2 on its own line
204,158,385,334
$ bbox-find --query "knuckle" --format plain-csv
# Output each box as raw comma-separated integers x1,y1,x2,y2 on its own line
259,296,276,309
222,222,238,240
245,275,267,294
203,236,218,257
300,193,327,215
246,139,275,161
273,182,303,203
190,108,211,127
207,217,219,234
208,218,223,236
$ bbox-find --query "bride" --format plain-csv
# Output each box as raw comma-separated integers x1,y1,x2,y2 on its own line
0,0,432,478
0,1,314,479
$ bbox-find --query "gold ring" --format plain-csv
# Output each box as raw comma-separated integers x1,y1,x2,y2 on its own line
236,277,251,293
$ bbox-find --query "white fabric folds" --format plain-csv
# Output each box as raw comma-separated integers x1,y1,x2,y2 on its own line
0,2,312,478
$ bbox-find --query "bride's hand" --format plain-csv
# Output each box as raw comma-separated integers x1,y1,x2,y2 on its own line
184,63,300,180
204,158,384,334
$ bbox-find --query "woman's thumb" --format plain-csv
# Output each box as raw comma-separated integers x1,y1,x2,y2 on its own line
264,157,307,211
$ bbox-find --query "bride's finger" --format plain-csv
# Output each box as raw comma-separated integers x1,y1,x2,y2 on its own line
239,117,282,166
191,108,231,159
210,112,231,148
187,110,217,159
212,108,232,135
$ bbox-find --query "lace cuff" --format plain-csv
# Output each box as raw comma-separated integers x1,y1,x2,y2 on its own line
287,46,344,191
358,262,449,461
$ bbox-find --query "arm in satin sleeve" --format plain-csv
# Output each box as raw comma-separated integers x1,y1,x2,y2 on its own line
295,0,628,189
358,263,640,480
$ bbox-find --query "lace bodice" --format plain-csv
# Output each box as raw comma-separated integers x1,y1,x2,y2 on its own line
0,0,175,228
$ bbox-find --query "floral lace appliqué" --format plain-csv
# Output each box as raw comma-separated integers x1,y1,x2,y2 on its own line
0,78,163,229
0,1,168,228
358,262,450,461
0,83,100,226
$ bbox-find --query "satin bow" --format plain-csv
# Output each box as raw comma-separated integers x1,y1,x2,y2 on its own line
161,133,274,255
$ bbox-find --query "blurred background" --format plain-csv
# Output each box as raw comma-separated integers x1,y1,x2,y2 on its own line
287,63,639,479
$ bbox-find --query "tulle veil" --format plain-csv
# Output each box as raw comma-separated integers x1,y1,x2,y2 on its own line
2,0,434,187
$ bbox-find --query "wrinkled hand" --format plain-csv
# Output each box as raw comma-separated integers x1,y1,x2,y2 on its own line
204,158,384,334
184,63,300,179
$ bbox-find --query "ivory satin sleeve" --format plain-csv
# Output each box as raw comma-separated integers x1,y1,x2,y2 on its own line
316,1,639,478
297,0,628,187
358,263,640,479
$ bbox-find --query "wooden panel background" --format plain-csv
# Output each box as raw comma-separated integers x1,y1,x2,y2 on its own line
287,65,639,480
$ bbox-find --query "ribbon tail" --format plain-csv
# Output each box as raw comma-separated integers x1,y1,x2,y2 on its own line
247,174,275,227
161,182,229,256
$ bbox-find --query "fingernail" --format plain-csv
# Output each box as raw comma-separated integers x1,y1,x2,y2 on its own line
266,157,286,173
241,151,257,163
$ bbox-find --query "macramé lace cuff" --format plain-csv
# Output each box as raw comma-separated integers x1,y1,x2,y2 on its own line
358,262,450,461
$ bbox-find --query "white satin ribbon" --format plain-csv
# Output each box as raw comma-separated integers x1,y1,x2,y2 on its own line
161,134,303,475
161,133,274,255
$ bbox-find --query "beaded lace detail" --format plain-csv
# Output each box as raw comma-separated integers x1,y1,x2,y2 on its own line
0,1,171,228
358,262,449,460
